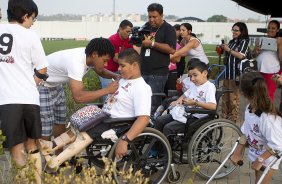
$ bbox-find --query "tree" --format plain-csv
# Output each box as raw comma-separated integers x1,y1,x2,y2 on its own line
207,15,227,22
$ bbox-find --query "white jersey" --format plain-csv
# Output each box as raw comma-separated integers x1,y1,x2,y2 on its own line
183,80,216,118
241,104,282,169
102,77,152,118
0,24,48,105
44,48,88,87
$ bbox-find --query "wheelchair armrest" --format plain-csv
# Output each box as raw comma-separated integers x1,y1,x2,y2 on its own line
167,90,182,97
86,103,104,108
152,92,167,97
184,107,216,114
102,117,137,125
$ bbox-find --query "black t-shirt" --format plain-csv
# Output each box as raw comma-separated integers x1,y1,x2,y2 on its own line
141,21,176,75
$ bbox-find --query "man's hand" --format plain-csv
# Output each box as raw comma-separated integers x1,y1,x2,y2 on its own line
115,140,128,159
106,80,119,94
142,35,153,48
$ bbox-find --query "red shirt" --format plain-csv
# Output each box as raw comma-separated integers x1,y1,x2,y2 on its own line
105,33,133,72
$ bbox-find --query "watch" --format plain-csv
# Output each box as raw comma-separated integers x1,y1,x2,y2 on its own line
121,134,131,143
151,40,155,48
257,156,264,163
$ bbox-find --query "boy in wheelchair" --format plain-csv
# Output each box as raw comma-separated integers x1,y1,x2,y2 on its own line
38,48,152,169
154,59,217,137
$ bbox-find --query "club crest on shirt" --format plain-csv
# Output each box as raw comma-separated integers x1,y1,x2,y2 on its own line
121,82,132,92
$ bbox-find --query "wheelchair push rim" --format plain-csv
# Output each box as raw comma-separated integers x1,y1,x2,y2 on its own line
108,127,172,184
187,119,242,180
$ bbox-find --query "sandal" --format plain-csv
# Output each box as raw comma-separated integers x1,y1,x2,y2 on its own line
39,130,76,155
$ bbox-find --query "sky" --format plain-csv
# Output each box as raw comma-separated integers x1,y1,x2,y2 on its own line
0,0,270,21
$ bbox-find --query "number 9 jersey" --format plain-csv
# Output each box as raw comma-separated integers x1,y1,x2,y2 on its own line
0,24,48,106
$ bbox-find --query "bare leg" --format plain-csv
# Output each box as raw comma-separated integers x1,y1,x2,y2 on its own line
10,143,26,167
255,169,276,184
29,151,42,184
45,132,93,169
26,138,42,184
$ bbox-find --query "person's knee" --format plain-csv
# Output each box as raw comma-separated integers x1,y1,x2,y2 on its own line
25,138,38,151
163,124,173,137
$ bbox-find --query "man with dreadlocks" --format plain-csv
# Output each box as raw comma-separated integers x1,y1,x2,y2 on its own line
38,37,119,146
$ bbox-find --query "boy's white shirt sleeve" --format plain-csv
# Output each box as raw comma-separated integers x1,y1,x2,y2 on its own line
30,31,48,70
204,83,217,104
260,113,282,152
133,83,152,116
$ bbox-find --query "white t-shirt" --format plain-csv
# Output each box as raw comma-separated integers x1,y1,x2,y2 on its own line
0,24,48,105
187,38,209,65
102,77,152,118
183,80,216,118
257,50,280,73
241,104,282,169
44,48,88,87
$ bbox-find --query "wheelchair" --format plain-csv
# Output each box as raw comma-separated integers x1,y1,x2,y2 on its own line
83,117,172,184
162,89,242,183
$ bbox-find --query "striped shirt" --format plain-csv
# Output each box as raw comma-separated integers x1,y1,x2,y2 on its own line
224,39,249,80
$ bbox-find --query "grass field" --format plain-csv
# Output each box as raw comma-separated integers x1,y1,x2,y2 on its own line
41,40,220,117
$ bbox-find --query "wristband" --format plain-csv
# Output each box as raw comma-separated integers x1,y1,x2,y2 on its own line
257,156,264,163
238,135,247,145
34,69,49,81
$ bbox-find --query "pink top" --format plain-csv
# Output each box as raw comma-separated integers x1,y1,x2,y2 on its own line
169,43,181,71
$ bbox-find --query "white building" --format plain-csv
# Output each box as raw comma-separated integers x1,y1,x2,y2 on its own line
0,20,267,44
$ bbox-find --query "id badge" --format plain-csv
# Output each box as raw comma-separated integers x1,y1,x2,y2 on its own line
145,49,151,57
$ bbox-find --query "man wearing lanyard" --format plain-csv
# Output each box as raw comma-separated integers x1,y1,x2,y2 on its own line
140,3,176,114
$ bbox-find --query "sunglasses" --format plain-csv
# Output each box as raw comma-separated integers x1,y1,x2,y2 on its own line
231,29,240,32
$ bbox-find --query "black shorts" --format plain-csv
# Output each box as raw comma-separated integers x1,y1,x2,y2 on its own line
0,104,42,148
86,123,110,140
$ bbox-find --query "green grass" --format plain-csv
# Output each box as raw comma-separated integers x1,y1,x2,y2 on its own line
42,40,88,55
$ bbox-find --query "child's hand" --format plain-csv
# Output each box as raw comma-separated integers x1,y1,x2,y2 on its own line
170,100,182,106
230,154,243,166
251,160,264,171
182,98,194,106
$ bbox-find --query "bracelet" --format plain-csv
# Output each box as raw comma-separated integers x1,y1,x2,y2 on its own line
266,145,277,155
151,40,155,48
194,99,199,107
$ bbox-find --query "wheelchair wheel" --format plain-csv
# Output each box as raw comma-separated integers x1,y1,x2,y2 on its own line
108,127,172,184
187,119,242,180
